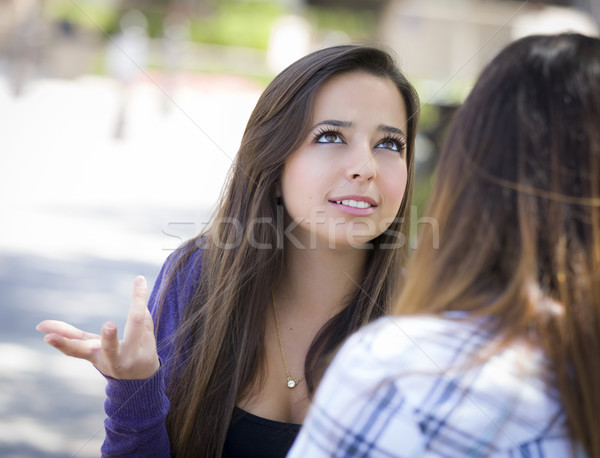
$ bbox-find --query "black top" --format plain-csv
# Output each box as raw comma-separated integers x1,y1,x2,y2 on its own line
223,407,302,458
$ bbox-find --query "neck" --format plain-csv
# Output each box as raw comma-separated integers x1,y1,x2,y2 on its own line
276,242,368,319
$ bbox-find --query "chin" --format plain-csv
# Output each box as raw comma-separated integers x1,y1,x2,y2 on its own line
325,231,380,250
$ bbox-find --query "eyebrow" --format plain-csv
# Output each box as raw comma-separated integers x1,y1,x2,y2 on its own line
378,124,407,139
314,120,353,128
313,120,406,139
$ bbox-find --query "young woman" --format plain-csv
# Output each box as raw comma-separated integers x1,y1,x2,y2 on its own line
37,45,420,457
289,33,600,457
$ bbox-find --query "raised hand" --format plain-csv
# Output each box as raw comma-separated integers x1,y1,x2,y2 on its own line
36,276,160,380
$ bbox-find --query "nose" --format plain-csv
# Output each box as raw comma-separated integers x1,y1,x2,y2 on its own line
346,143,377,183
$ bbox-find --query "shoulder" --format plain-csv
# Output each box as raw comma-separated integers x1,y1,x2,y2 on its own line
311,316,487,423
330,315,489,376
314,315,570,454
147,240,205,340
161,239,204,289
152,239,204,308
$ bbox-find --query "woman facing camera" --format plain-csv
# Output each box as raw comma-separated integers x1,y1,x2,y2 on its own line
38,44,419,457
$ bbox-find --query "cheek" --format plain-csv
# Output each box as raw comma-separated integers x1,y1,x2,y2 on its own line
281,162,304,200
382,161,408,209
280,155,319,213
281,150,330,198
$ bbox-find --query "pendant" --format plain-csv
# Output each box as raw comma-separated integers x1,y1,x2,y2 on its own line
287,378,297,389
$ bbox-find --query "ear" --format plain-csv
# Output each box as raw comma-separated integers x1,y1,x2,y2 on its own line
275,181,282,199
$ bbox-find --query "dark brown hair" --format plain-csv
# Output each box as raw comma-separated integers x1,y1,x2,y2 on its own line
396,33,600,456
160,45,420,456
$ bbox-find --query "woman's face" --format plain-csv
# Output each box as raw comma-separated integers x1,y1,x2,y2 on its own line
280,71,409,250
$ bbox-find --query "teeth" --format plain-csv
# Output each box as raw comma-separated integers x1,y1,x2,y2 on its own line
335,199,372,209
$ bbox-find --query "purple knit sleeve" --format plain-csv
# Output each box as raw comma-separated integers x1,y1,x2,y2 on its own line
102,371,170,457
101,246,202,457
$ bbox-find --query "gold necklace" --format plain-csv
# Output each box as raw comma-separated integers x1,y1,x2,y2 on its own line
272,293,305,389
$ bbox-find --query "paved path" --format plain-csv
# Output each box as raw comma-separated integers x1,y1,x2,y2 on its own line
0,73,262,456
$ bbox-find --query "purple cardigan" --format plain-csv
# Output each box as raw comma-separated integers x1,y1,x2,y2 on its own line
101,248,203,457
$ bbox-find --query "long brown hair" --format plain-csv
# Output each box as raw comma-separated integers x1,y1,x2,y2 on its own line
159,45,419,457
396,33,600,456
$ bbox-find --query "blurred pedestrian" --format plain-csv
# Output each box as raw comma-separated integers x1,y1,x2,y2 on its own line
289,32,600,458
106,10,149,139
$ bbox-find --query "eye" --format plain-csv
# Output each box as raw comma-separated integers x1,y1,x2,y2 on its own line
314,129,344,144
376,137,407,153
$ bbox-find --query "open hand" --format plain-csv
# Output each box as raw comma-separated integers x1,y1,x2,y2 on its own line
36,276,160,380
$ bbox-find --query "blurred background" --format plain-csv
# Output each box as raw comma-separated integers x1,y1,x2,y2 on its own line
0,0,597,456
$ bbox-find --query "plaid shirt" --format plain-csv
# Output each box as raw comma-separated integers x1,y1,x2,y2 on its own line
288,315,582,458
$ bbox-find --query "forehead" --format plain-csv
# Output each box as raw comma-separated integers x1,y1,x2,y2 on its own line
311,71,407,125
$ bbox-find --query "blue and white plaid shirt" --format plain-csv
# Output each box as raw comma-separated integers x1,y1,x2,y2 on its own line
288,315,582,457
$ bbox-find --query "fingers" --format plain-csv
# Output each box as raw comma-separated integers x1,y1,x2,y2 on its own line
42,333,101,360
36,320,99,341
101,321,120,357
37,275,157,379
123,276,149,350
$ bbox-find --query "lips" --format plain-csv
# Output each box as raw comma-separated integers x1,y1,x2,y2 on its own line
329,195,377,208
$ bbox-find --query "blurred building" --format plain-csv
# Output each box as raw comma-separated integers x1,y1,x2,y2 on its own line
379,0,598,104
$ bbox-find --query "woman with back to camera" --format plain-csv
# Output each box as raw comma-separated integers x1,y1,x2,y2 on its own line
289,33,600,457
37,44,420,457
